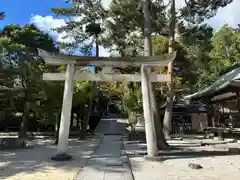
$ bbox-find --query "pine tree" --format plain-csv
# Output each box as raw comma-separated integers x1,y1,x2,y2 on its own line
51,1,108,138
0,12,4,20
162,0,234,140
0,24,57,138
51,0,107,49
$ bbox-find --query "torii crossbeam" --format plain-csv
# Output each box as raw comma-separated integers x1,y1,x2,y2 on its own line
39,49,176,161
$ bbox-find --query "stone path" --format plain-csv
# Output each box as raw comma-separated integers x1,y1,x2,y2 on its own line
76,118,133,180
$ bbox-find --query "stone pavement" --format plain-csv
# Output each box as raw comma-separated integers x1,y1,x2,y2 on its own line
76,118,133,180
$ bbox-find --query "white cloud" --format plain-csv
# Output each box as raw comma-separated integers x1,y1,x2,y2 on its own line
207,1,240,29
30,0,238,57
30,15,109,57
104,0,239,29
30,15,74,43
174,0,239,29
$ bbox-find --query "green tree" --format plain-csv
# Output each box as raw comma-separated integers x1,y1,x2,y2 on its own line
178,24,214,89
163,0,234,139
51,0,107,48
210,25,240,70
101,0,166,56
180,0,233,24
0,24,58,138
52,1,106,139
50,0,235,145
0,12,4,20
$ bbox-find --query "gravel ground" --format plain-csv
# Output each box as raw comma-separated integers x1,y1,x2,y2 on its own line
125,137,240,180
0,138,102,180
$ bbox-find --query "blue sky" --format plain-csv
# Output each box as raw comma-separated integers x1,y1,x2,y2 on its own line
0,0,71,28
1,0,239,29
0,0,239,57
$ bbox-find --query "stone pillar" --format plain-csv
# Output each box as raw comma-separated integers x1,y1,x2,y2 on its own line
51,63,74,161
141,65,158,157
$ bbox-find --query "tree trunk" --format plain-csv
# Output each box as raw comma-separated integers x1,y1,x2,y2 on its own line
142,0,168,151
80,34,99,139
150,89,170,150
76,107,80,129
78,104,83,137
70,111,73,130
163,96,173,140
19,101,30,139
81,99,93,138
163,0,176,140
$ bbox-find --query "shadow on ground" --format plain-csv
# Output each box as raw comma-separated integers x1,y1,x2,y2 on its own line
0,138,101,179
124,136,240,161
74,118,137,179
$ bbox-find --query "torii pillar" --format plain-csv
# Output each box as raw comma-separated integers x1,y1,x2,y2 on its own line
51,63,75,161
141,65,158,157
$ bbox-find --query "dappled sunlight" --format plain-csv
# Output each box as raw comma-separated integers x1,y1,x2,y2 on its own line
0,138,101,180
1,0,239,180
124,135,240,180
76,118,135,179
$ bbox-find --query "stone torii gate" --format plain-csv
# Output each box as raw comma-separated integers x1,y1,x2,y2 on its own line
38,49,176,160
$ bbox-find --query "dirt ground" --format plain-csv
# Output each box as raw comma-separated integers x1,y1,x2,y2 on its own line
124,135,240,180
0,138,101,180
1,131,240,180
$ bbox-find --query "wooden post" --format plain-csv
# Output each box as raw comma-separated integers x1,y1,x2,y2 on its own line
51,63,74,161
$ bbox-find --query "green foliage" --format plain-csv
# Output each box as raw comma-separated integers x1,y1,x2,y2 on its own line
0,12,5,20
73,81,93,106
86,23,102,36
184,24,240,89
211,25,240,65
51,8,75,16
0,22,94,131
101,0,166,56
181,0,233,24
51,0,106,47
1,0,237,132
152,35,168,55
123,85,142,113
0,24,59,130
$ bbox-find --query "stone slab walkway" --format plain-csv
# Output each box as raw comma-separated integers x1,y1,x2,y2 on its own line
76,119,133,180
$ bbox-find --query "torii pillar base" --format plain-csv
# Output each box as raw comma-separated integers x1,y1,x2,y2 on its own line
144,155,164,162
51,153,72,161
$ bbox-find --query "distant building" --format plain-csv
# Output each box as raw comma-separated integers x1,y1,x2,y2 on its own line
161,98,209,133
184,64,240,129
